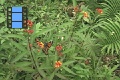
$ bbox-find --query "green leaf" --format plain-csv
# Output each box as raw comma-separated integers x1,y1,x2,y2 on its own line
31,27,56,43
25,74,34,80
59,22,73,28
55,73,67,79
0,17,5,23
77,13,83,20
96,75,105,77
72,0,77,6
19,66,35,72
108,65,119,74
73,65,81,70
35,22,42,33
36,22,41,29
62,66,76,75
0,0,5,5
75,27,89,33
2,34,25,40
11,41,26,51
14,62,32,67
5,73,11,80
49,72,55,80
63,47,75,54
1,39,5,44
62,61,75,66
116,77,120,80
0,77,4,80
0,73,5,76
38,70,46,78
73,57,86,60
11,51,27,63
38,66,53,70
83,17,89,23
35,27,56,35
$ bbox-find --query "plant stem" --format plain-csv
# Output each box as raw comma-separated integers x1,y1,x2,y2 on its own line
69,17,77,41
27,34,42,78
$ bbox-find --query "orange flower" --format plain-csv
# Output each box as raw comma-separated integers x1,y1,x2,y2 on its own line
55,45,62,52
37,41,44,48
83,12,89,18
74,6,79,12
27,20,33,27
96,8,103,14
54,61,62,68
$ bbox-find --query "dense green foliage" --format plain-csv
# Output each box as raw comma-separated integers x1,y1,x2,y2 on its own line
0,0,120,80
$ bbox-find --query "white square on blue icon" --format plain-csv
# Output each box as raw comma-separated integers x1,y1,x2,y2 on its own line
12,22,22,28
12,13,22,21
12,7,22,12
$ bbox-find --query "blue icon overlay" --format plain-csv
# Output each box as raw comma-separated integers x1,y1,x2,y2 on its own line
7,7,28,29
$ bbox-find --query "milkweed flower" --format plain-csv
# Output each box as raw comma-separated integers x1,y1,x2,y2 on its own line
37,41,44,48
96,8,103,14
27,20,33,28
83,12,89,18
55,45,62,52
54,61,62,68
74,6,79,13
24,20,33,28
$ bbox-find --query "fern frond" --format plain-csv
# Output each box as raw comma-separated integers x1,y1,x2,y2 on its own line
97,0,120,22
98,14,120,54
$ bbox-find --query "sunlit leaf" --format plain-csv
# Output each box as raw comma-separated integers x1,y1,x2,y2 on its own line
55,73,67,79
62,66,76,75
11,51,27,63
2,34,25,40
62,61,75,66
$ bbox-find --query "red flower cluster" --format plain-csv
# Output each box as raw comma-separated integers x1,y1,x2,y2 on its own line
27,20,33,27
23,20,34,34
56,45,62,52
73,6,82,13
74,6,79,12
96,8,103,14
55,45,63,56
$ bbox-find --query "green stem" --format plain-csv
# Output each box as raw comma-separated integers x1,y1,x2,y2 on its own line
27,34,42,78
69,17,77,41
